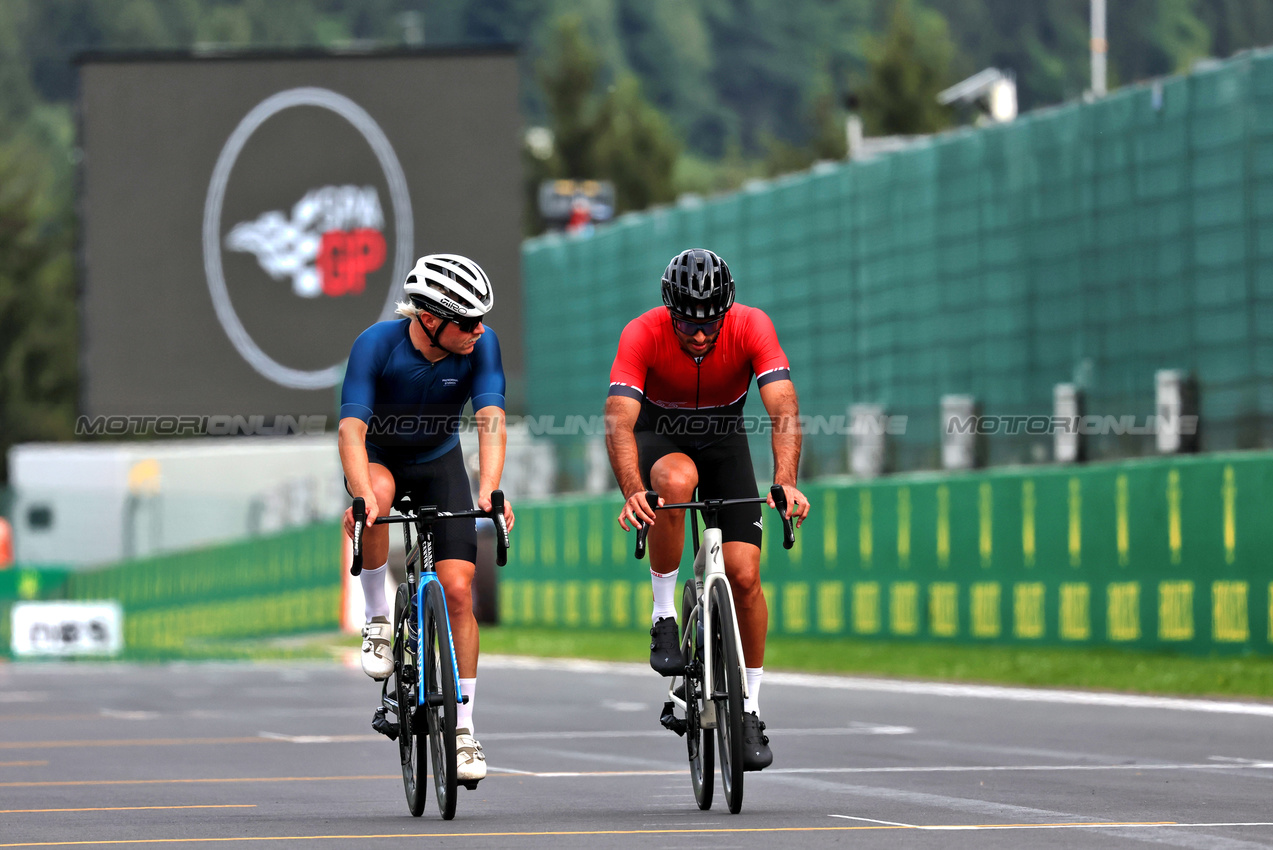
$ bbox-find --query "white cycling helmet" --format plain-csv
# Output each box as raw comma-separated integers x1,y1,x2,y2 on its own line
403,254,494,321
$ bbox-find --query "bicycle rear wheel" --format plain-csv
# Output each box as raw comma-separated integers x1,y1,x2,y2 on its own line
394,584,426,817
709,581,745,814
682,581,714,811
422,581,459,820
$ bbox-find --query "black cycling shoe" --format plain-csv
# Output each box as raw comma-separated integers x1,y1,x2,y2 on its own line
741,711,773,771
649,617,685,676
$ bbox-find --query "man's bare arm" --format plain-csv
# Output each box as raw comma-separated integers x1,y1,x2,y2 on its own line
759,379,801,486
758,379,810,526
605,395,658,528
475,404,514,530
338,417,372,497
605,395,645,497
338,416,378,534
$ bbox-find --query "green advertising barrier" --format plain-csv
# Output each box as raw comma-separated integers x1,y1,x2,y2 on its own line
46,522,343,658
0,568,72,657
500,452,1273,655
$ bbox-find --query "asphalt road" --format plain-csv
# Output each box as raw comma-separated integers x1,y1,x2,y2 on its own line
2,654,1273,849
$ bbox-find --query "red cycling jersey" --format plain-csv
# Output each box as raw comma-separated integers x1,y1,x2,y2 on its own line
608,305,790,446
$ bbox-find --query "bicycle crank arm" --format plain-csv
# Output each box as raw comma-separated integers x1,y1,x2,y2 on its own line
423,693,470,707
659,701,686,737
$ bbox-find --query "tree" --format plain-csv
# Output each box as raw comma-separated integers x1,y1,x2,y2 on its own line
528,14,680,230
855,0,955,137
0,139,77,483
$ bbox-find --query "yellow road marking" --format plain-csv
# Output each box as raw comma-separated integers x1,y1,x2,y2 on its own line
0,762,47,767
9,822,1268,847
0,776,396,789
0,805,256,815
0,738,271,751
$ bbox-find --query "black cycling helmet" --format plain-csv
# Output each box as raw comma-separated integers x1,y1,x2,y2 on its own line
661,248,735,321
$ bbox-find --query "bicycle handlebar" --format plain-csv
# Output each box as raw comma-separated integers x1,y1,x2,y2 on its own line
348,490,511,575
634,484,796,560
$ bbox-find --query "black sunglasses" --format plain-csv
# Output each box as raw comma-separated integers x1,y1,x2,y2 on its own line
671,315,722,336
451,315,483,333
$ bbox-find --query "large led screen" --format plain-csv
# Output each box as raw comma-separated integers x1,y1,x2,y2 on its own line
78,48,523,421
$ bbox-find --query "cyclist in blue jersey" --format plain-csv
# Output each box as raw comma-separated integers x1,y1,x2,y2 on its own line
339,253,515,784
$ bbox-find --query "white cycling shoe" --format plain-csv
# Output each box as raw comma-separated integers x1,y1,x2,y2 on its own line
456,728,487,782
360,617,393,681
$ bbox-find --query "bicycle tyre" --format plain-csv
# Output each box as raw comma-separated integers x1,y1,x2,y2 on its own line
394,584,426,817
682,581,714,811
422,581,459,820
709,580,745,814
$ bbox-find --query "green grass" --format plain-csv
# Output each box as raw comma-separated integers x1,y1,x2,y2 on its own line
21,627,1271,701
478,627,1273,701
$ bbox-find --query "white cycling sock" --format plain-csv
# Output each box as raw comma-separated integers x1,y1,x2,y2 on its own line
360,562,391,621
650,568,679,623
745,667,764,714
458,678,477,732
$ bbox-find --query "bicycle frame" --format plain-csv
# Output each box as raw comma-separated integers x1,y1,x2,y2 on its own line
636,486,795,726
674,525,749,728
350,493,509,715
404,523,462,707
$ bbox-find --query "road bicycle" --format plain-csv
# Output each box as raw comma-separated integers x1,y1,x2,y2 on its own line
634,484,794,814
350,491,509,820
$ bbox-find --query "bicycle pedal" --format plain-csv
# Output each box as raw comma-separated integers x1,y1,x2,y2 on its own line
461,780,481,791
371,707,399,741
659,700,686,737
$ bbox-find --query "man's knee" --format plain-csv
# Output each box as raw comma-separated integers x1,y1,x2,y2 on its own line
651,462,698,500
440,565,475,617
725,548,763,598
372,480,396,514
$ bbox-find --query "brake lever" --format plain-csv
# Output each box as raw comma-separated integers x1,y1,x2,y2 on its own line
769,484,796,550
350,497,366,575
634,490,659,560
491,489,509,567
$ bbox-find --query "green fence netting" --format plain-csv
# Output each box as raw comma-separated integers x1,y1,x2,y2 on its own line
523,48,1273,479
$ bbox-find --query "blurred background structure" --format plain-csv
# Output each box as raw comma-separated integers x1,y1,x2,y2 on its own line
3,0,1273,659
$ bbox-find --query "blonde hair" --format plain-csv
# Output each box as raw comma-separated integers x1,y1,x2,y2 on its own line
395,299,423,320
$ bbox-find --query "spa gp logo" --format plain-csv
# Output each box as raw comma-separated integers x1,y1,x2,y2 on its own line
225,185,387,298
204,87,413,390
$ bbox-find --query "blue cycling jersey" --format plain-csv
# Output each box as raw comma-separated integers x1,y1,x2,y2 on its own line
340,318,505,464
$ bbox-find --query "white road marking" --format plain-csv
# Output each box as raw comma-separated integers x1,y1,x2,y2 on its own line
830,814,916,827
256,733,380,743
482,655,1273,717
99,709,159,720
913,822,1273,831
770,762,1273,775
600,700,648,712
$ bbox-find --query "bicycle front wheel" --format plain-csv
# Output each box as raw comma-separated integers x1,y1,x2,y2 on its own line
422,582,459,820
682,581,714,810
709,580,745,814
394,583,426,817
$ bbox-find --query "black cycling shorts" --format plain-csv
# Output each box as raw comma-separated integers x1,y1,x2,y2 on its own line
635,430,762,547
345,443,477,563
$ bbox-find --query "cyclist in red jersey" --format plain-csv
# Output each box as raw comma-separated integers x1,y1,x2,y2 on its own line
605,248,810,772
